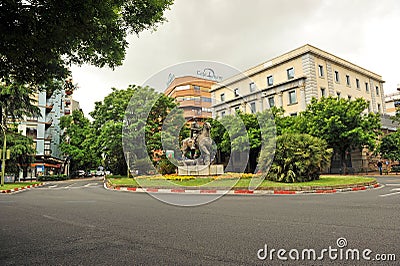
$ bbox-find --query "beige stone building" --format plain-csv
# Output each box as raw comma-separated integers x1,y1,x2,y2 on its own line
211,44,387,173
384,88,400,116
211,44,385,117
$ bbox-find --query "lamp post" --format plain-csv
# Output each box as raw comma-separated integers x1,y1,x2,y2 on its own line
1,124,7,186
0,124,10,186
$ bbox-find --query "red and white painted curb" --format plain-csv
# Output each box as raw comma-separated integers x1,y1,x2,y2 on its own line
104,182,381,195
0,183,44,194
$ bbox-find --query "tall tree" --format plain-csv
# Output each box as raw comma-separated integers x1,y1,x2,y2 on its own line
90,86,136,174
59,110,100,173
296,97,381,172
123,86,184,174
0,130,36,178
0,0,174,85
379,132,400,163
0,82,40,127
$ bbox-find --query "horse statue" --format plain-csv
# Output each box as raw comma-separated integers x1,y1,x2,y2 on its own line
181,137,196,160
195,122,212,165
180,122,213,166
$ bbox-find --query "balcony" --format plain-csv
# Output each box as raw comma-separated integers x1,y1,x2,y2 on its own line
65,99,71,105
65,90,73,95
64,108,71,115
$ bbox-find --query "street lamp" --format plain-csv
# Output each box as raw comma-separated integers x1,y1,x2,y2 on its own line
1,124,10,186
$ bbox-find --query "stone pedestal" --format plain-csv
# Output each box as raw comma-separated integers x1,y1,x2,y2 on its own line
178,165,224,176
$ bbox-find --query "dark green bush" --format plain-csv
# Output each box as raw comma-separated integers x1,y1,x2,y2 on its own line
37,174,69,181
157,158,177,175
265,133,332,183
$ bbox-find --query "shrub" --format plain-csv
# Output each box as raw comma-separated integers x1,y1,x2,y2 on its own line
37,174,69,181
157,158,177,175
266,133,332,183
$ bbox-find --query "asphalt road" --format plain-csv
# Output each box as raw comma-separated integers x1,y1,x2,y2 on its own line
1,176,399,265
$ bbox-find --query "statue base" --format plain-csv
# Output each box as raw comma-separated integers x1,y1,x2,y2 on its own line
178,165,224,176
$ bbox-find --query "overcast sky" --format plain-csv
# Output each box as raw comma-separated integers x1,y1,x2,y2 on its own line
71,0,400,117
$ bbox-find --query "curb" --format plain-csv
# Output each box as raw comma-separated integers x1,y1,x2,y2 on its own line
0,183,44,194
104,181,381,195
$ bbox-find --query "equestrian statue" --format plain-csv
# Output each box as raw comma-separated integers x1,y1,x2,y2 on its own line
181,121,213,166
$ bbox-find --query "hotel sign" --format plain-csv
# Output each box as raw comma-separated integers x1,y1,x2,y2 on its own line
196,68,223,82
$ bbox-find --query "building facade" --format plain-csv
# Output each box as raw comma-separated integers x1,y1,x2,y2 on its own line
211,44,387,173
384,89,400,116
17,79,80,178
211,44,386,117
164,76,216,122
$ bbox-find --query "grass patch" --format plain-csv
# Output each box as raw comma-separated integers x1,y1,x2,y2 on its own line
0,182,41,191
107,175,376,189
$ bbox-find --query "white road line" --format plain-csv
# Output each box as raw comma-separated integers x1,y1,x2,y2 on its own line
384,184,400,186
380,191,400,197
48,185,57,188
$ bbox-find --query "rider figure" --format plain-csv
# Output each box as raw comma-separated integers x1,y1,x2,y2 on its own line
190,119,201,143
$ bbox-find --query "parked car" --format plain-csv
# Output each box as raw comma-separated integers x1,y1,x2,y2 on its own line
71,170,85,178
96,170,105,176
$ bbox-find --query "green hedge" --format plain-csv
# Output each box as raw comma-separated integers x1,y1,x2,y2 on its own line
106,175,126,179
37,174,69,181
391,165,400,172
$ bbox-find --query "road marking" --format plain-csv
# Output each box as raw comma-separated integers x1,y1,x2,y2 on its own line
380,191,400,197
48,185,57,188
43,214,96,228
64,200,96,203
384,184,400,187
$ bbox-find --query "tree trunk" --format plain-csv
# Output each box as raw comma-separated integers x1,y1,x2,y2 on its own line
340,151,347,175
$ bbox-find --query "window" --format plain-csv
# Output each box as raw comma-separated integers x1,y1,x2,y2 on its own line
367,101,371,112
377,103,381,113
287,67,294,79
221,111,226,117
268,97,275,108
318,65,324,77
267,75,273,86
288,90,297,104
290,112,297,117
334,71,340,83
346,75,350,86
376,86,379,95
348,95,351,101
356,78,360,89
249,82,256,92
336,92,341,99
320,87,326,97
202,107,212,113
201,97,212,102
234,106,240,112
220,93,225,102
194,85,200,91
365,82,369,92
250,102,256,113
234,88,239,97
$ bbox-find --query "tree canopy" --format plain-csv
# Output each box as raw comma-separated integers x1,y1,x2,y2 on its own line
379,132,400,162
295,97,381,170
0,0,174,84
59,109,100,172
